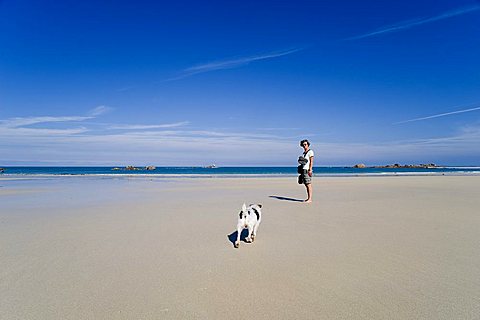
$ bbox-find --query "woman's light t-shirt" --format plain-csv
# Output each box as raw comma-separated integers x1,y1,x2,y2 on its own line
302,149,314,170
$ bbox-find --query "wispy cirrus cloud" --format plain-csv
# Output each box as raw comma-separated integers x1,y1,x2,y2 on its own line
0,106,112,138
108,121,190,130
0,116,93,129
89,105,112,116
394,104,480,124
167,47,304,81
347,4,480,40
0,106,112,130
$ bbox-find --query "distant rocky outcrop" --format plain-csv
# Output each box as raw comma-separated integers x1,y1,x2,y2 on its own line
112,166,156,171
353,163,438,169
125,166,141,171
374,163,438,169
111,166,141,171
353,163,366,168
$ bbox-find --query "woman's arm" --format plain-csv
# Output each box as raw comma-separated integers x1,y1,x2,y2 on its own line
308,156,314,176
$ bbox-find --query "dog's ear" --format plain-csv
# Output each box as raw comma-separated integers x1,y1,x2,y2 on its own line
242,203,247,212
257,204,262,208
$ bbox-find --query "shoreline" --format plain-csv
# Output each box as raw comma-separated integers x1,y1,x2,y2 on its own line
2,171,480,180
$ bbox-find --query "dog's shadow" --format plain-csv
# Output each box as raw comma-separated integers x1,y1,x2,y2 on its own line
227,229,250,246
269,195,304,202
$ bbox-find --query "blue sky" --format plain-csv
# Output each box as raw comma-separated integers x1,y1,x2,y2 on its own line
1,0,480,166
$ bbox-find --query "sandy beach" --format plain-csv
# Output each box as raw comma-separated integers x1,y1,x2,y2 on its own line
1,175,479,319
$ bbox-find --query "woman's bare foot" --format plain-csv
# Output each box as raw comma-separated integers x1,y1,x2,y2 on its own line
304,199,312,203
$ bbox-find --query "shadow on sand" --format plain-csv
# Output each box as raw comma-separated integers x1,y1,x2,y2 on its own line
269,195,304,202
227,229,250,247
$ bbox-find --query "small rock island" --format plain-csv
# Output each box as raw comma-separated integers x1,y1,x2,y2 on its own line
112,166,156,171
353,163,438,169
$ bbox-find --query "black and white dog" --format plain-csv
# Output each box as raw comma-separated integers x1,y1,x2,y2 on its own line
234,203,262,248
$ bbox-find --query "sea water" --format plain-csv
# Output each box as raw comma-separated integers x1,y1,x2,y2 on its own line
1,166,480,177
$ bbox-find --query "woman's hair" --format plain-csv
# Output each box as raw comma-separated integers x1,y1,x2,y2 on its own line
300,139,310,147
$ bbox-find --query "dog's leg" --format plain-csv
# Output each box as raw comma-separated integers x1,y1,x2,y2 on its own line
234,226,242,248
252,223,259,242
245,225,253,243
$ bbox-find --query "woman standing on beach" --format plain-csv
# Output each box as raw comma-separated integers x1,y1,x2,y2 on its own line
299,139,314,203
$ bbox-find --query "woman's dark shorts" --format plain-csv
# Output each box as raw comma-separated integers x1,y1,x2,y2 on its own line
298,170,312,185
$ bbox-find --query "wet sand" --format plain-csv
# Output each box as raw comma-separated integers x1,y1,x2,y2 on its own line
1,176,479,319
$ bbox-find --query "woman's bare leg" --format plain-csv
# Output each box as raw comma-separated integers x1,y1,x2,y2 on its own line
305,183,312,203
